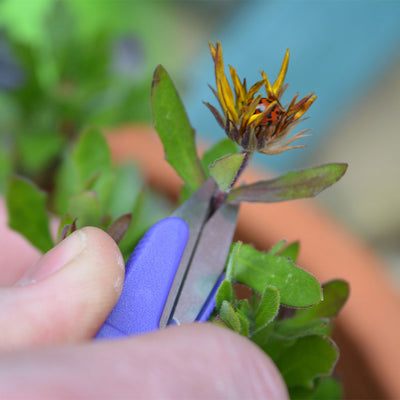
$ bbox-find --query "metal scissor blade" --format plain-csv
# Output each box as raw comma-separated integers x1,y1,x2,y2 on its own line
159,178,216,328
171,201,239,325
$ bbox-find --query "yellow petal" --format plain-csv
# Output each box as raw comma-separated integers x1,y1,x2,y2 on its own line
241,94,262,127
294,95,316,120
261,71,274,98
229,65,246,107
246,79,265,102
213,43,237,122
208,41,217,61
272,49,289,96
218,79,238,122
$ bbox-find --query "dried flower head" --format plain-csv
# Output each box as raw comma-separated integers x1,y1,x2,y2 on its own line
204,41,316,155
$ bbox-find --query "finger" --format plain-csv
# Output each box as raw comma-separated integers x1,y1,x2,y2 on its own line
0,324,288,400
0,227,124,350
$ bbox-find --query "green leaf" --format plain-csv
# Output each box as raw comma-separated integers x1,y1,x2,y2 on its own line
251,321,275,347
313,377,343,400
236,308,250,337
219,301,241,332
201,139,238,177
236,298,251,316
276,335,339,389
254,285,280,330
279,241,300,262
232,244,322,307
6,176,53,252
68,191,102,228
261,332,297,361
105,164,143,219
151,65,205,191
227,163,348,203
118,190,146,260
0,146,12,194
209,153,245,192
268,240,287,256
274,318,330,339
72,128,111,188
53,155,79,214
17,131,64,174
215,280,235,310
0,0,55,46
291,376,342,400
54,129,112,214
225,241,242,281
291,280,350,324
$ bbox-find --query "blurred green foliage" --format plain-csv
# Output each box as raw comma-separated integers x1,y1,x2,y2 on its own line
0,0,178,192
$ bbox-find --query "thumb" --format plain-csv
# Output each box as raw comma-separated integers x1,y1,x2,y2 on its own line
0,227,125,350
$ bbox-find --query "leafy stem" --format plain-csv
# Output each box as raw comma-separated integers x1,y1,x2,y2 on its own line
211,150,253,212
228,150,253,191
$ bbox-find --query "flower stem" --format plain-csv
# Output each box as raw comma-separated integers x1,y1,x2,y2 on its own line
211,150,253,213
228,151,253,190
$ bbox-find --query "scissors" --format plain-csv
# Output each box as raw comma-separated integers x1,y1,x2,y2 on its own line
95,178,239,338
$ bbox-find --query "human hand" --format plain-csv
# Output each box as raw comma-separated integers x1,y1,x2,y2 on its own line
0,198,288,399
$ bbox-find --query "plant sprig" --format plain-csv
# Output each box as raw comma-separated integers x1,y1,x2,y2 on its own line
150,57,349,398
5,40,349,399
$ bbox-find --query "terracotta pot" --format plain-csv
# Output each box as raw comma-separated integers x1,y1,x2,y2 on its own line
107,125,400,400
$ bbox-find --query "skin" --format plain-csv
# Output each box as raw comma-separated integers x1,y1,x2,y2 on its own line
0,198,288,399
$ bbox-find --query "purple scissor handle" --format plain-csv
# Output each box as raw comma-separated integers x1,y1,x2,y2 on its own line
95,178,239,339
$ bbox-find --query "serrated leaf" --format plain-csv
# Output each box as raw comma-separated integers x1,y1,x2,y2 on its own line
255,285,280,330
201,139,238,177
215,280,234,310
227,163,348,203
6,176,53,252
279,241,300,262
209,153,245,192
291,280,350,324
225,241,242,281
72,128,111,188
232,244,322,307
219,301,241,332
276,335,339,389
151,65,205,191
